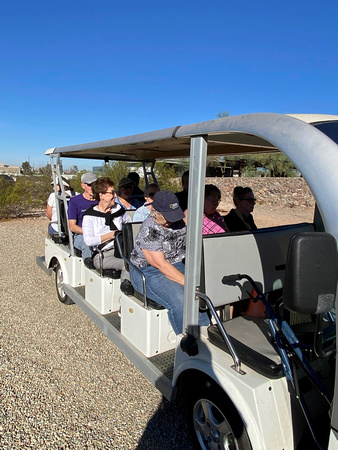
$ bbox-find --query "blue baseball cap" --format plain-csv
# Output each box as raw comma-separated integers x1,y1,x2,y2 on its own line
151,191,184,222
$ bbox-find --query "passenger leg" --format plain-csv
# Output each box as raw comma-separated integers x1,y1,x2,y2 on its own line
93,248,129,280
130,263,209,334
74,234,92,260
48,223,56,236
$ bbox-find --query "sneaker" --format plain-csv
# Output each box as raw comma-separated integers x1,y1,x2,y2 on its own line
121,279,134,296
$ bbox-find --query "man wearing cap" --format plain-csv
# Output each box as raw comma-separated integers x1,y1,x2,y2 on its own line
127,171,145,205
68,172,99,259
130,191,209,335
115,177,140,210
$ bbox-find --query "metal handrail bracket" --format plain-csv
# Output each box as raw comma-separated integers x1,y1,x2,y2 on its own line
196,290,245,375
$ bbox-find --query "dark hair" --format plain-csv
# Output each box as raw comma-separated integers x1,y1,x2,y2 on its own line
144,183,160,196
205,184,221,199
127,172,140,185
92,177,115,202
181,170,189,184
233,186,254,206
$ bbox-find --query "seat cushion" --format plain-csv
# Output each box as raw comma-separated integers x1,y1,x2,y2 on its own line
208,316,283,379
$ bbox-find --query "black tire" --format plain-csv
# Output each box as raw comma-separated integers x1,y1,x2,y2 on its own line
187,379,251,450
55,262,74,305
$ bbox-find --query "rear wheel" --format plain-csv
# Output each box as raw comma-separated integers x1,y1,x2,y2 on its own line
55,262,73,305
188,380,251,450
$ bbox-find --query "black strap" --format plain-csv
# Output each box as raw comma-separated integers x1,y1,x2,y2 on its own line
83,205,125,230
97,239,114,251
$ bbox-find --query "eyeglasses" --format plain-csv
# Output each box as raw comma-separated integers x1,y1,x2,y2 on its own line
240,198,256,203
104,190,116,196
207,198,220,205
122,185,133,190
153,210,171,223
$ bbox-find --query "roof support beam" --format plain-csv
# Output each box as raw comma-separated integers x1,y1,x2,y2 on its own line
183,135,207,338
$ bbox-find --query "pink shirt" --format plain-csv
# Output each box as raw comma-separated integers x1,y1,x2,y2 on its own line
202,212,227,235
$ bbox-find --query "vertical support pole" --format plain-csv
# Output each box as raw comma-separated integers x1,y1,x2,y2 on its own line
52,154,74,255
55,154,64,236
182,135,208,338
142,160,157,185
49,155,62,235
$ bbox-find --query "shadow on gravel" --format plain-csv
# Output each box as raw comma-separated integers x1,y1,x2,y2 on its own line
137,397,194,449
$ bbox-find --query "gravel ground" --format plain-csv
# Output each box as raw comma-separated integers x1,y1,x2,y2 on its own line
0,217,194,449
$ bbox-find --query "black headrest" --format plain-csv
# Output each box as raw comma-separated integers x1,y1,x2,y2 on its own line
283,232,337,315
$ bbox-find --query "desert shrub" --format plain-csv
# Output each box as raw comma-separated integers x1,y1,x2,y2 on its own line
0,175,51,219
154,162,180,192
72,161,180,193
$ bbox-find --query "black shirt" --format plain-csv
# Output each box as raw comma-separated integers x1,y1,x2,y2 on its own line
224,208,257,232
175,189,188,211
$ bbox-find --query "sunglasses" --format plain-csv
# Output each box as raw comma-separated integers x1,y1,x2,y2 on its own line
240,198,256,203
147,192,157,198
122,185,133,189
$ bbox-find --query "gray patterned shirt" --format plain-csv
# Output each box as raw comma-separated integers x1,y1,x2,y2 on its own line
130,215,186,268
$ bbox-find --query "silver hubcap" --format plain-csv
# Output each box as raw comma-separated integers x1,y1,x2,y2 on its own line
56,267,65,298
193,398,238,450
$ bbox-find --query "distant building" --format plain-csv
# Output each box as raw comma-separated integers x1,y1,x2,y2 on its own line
0,163,21,176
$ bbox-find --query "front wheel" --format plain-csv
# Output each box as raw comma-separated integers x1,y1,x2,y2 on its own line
55,262,73,305
187,380,251,450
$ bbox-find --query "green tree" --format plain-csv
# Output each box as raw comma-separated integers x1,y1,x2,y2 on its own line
174,159,190,178
21,161,33,175
255,153,296,177
67,165,79,174
217,111,231,118
97,161,131,185
222,153,297,177
154,162,181,192
39,163,51,175
71,170,88,193
0,174,51,219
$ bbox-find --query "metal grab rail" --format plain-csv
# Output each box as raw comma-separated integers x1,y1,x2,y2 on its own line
114,231,149,308
195,290,245,375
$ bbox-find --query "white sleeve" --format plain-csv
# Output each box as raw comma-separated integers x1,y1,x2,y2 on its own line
82,215,102,247
47,193,55,208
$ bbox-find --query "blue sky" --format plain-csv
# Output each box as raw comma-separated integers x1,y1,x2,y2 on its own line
1,0,337,170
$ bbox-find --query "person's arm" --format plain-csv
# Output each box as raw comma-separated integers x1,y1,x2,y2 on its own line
100,230,116,243
68,219,83,235
133,208,143,222
67,196,83,234
46,204,52,220
142,249,185,285
82,215,116,247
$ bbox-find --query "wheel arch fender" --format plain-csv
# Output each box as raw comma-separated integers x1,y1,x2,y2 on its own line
48,256,70,285
174,361,261,447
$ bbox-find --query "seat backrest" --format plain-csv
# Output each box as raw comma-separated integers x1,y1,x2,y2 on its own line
121,222,143,271
51,196,70,243
283,232,337,315
126,210,136,220
201,223,314,308
58,198,69,235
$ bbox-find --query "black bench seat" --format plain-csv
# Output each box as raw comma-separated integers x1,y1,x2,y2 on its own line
208,316,284,379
